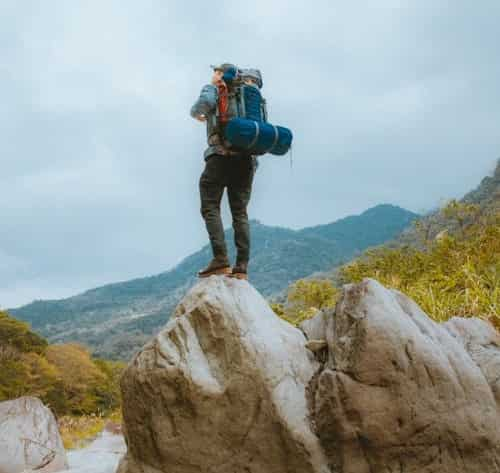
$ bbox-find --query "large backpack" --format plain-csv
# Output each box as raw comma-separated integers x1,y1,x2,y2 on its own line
214,69,293,156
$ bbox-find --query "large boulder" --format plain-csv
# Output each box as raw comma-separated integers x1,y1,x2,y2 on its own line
117,276,329,473
117,276,500,473
0,396,67,473
311,278,500,473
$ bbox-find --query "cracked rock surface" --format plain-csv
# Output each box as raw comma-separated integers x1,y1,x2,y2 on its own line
310,278,500,473
0,396,68,473
117,276,329,473
117,276,500,473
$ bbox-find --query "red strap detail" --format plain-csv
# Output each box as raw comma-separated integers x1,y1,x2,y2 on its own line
216,81,229,124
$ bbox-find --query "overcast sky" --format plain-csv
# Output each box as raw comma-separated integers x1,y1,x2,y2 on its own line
1,1,499,308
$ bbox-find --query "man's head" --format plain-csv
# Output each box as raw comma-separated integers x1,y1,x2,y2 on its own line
211,68,224,85
209,64,263,88
210,63,238,85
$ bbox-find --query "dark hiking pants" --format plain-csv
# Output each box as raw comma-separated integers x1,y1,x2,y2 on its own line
199,153,256,264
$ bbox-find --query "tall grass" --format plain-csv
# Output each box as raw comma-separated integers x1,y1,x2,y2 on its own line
340,202,499,328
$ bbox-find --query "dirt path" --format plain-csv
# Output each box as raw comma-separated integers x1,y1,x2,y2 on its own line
62,430,126,473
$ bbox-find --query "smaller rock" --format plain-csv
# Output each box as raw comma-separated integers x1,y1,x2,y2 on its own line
305,339,328,353
435,229,448,240
444,316,500,405
0,396,67,473
300,310,327,341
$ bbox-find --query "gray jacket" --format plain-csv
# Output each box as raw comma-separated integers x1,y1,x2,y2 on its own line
190,84,256,162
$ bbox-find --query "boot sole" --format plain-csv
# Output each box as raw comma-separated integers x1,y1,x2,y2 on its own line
198,267,232,278
227,272,248,280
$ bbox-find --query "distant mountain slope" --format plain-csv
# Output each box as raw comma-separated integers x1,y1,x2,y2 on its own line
299,204,417,252
10,204,417,360
462,159,500,210
397,159,499,247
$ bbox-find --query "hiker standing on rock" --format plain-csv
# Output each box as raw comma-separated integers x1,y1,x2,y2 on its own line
190,63,260,280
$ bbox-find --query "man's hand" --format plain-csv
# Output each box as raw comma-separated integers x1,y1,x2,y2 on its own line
195,114,207,122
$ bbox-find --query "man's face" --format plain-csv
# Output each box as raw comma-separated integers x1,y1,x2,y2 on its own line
211,69,224,84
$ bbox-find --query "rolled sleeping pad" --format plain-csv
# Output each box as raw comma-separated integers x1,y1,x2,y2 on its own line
224,117,293,156
242,85,263,122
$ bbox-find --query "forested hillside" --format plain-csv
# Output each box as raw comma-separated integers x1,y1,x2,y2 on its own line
0,310,123,417
397,159,500,246
10,204,417,360
275,160,500,331
340,201,499,327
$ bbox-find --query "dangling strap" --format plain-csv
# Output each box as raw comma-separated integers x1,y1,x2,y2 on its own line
246,121,260,149
268,125,280,153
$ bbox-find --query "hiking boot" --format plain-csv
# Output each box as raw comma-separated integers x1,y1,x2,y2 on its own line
197,256,231,278
228,261,248,280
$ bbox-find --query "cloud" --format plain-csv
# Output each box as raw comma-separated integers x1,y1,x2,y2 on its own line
1,0,499,306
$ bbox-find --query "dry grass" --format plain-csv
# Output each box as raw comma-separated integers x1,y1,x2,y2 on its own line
340,205,499,329
58,410,122,449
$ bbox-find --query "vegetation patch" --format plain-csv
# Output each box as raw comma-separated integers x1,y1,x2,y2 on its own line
275,201,499,330
271,278,338,326
340,202,499,328
0,312,125,417
58,409,122,449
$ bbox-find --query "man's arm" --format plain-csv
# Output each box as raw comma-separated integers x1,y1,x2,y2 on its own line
190,84,217,121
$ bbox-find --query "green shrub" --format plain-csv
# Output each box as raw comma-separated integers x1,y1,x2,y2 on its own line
0,311,47,355
272,279,338,326
273,202,499,332
340,202,499,328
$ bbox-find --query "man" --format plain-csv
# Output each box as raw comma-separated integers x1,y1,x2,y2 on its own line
190,63,258,280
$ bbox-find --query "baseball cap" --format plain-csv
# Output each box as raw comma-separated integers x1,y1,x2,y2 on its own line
210,63,237,72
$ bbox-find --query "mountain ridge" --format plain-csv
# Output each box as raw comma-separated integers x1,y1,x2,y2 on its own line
396,158,500,247
9,203,418,360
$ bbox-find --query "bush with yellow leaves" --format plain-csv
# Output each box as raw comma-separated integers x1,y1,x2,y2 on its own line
340,201,499,328
273,201,499,331
0,311,125,417
272,278,338,326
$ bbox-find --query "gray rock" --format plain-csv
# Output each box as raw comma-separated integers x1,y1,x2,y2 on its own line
444,316,500,405
0,396,67,473
300,310,327,341
311,278,500,473
305,339,328,353
117,276,500,473
117,276,329,473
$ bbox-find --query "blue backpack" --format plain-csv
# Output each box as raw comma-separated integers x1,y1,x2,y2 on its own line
216,68,293,156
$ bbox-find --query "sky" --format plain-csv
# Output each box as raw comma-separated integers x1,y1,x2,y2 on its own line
1,1,499,308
